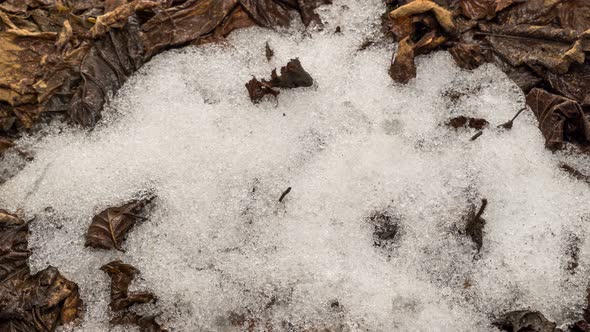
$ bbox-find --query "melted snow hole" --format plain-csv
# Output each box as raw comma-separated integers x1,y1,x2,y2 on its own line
1,0,590,331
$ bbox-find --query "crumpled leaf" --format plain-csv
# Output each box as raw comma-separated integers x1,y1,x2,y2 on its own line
85,196,154,251
0,209,82,331
449,42,486,70
246,77,280,103
526,88,590,151
557,0,590,32
479,23,586,75
268,58,314,88
101,260,156,311
493,310,561,332
389,0,456,34
0,266,82,331
464,198,487,253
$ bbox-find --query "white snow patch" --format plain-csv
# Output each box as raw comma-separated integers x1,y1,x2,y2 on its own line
1,0,590,331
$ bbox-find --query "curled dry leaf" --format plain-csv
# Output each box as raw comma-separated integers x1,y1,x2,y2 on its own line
246,77,280,104
460,0,516,20
493,310,560,332
526,88,590,151
85,196,154,251
101,260,155,311
0,209,82,331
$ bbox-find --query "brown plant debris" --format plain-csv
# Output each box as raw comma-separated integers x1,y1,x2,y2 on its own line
278,186,292,202
447,115,489,129
386,0,590,152
0,209,82,332
100,260,155,311
246,59,314,103
246,77,280,104
464,198,487,252
85,196,155,251
493,310,561,332
367,210,400,248
560,163,590,184
0,0,332,133
269,58,314,89
498,107,526,129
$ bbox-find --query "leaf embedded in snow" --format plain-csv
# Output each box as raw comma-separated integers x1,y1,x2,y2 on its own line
100,260,156,311
85,196,154,251
111,312,167,332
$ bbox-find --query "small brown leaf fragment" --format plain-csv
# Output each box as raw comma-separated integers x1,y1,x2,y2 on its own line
447,116,489,129
265,42,274,61
269,58,314,89
85,197,154,251
526,88,590,151
246,77,279,104
367,210,400,248
101,260,156,311
465,198,487,252
335,26,341,33
493,310,560,332
111,312,167,332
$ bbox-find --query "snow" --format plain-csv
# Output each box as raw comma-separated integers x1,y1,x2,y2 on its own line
1,0,590,331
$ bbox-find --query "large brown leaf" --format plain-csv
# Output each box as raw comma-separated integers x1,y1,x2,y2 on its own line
0,266,82,331
493,310,560,332
100,260,155,311
85,197,154,251
0,209,82,331
526,88,590,151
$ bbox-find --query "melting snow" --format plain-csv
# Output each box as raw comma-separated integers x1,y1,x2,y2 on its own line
1,0,590,331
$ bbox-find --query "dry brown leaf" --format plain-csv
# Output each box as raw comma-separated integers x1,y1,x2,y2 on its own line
101,260,156,311
389,0,456,34
526,88,590,151
85,197,154,251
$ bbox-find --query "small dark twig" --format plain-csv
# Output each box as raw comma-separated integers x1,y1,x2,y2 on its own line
278,187,292,202
470,131,483,141
498,107,527,129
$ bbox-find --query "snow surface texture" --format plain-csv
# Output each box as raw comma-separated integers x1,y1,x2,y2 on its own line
1,0,590,331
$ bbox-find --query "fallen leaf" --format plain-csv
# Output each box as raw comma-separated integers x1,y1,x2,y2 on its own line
101,260,155,311
526,88,590,151
447,116,489,129
85,196,154,251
